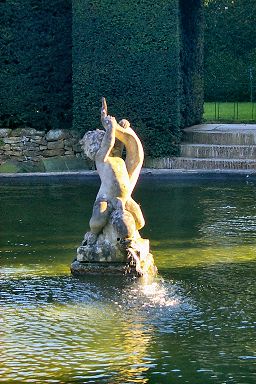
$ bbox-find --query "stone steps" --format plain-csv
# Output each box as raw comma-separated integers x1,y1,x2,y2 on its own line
144,157,256,170
183,131,256,145
145,124,256,171
180,144,256,159
183,124,256,145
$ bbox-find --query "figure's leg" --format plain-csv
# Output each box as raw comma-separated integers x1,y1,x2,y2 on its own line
89,200,111,235
125,198,145,230
111,208,136,239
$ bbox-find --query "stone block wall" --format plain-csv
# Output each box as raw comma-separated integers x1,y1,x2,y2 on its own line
0,128,90,172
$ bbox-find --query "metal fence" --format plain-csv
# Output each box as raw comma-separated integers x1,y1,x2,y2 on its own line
204,72,256,122
204,102,256,122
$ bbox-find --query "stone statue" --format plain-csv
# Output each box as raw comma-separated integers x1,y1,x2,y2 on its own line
71,98,156,276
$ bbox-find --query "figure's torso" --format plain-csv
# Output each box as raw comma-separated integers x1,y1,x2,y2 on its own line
96,157,131,203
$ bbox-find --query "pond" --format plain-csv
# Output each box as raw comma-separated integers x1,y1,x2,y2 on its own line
0,174,256,383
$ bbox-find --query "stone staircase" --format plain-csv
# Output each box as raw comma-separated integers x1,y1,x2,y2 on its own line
145,124,256,171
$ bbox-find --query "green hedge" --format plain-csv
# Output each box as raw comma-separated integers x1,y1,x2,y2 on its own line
0,0,72,129
73,0,204,157
73,0,179,157
0,1,204,156
180,0,204,127
204,0,256,101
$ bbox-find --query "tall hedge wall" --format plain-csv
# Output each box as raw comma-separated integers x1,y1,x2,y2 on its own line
73,0,183,157
0,0,72,129
0,1,204,157
179,0,204,127
73,0,204,157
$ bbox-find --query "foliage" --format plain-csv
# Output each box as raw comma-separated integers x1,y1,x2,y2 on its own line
204,0,256,101
73,0,204,157
180,0,204,127
0,1,204,156
0,0,72,129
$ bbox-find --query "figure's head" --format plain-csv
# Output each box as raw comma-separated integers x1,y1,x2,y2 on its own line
119,119,130,129
79,129,105,160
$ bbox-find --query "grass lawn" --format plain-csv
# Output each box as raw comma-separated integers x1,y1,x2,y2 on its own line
204,102,256,122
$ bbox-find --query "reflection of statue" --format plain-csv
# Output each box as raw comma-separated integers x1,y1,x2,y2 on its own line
71,98,156,276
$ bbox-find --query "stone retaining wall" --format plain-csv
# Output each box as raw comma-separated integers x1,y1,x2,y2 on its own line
0,128,92,172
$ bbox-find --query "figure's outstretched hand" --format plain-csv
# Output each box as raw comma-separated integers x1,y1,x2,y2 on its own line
104,115,117,130
101,98,118,131
101,97,108,123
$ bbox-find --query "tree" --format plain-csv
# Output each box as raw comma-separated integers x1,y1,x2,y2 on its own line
204,0,256,101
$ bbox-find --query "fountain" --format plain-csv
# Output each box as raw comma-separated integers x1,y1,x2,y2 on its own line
71,98,157,276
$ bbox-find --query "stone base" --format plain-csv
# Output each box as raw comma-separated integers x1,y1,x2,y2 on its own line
72,229,157,277
70,260,138,276
71,247,157,277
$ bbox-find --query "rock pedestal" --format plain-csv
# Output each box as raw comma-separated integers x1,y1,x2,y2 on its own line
71,229,157,277
70,98,157,277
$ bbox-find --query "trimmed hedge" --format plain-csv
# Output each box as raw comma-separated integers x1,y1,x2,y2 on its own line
180,0,204,127
73,0,204,157
0,1,204,157
0,0,72,129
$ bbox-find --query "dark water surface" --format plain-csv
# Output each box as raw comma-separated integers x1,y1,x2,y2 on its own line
0,175,255,383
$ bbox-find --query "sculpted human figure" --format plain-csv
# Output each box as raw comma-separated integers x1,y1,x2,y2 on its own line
79,98,145,244
71,98,157,276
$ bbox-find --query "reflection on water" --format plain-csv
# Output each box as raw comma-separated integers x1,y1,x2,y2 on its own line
0,274,193,383
0,176,256,383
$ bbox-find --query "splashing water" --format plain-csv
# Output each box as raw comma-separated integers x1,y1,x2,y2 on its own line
140,280,179,307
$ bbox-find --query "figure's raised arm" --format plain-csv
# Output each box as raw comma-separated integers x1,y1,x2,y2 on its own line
99,98,144,191
97,115,117,163
114,122,144,192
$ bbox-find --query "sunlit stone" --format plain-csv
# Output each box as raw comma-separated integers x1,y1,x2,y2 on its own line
71,98,157,277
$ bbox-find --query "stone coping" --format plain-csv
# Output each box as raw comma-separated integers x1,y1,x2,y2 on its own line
185,123,256,133
1,168,256,179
